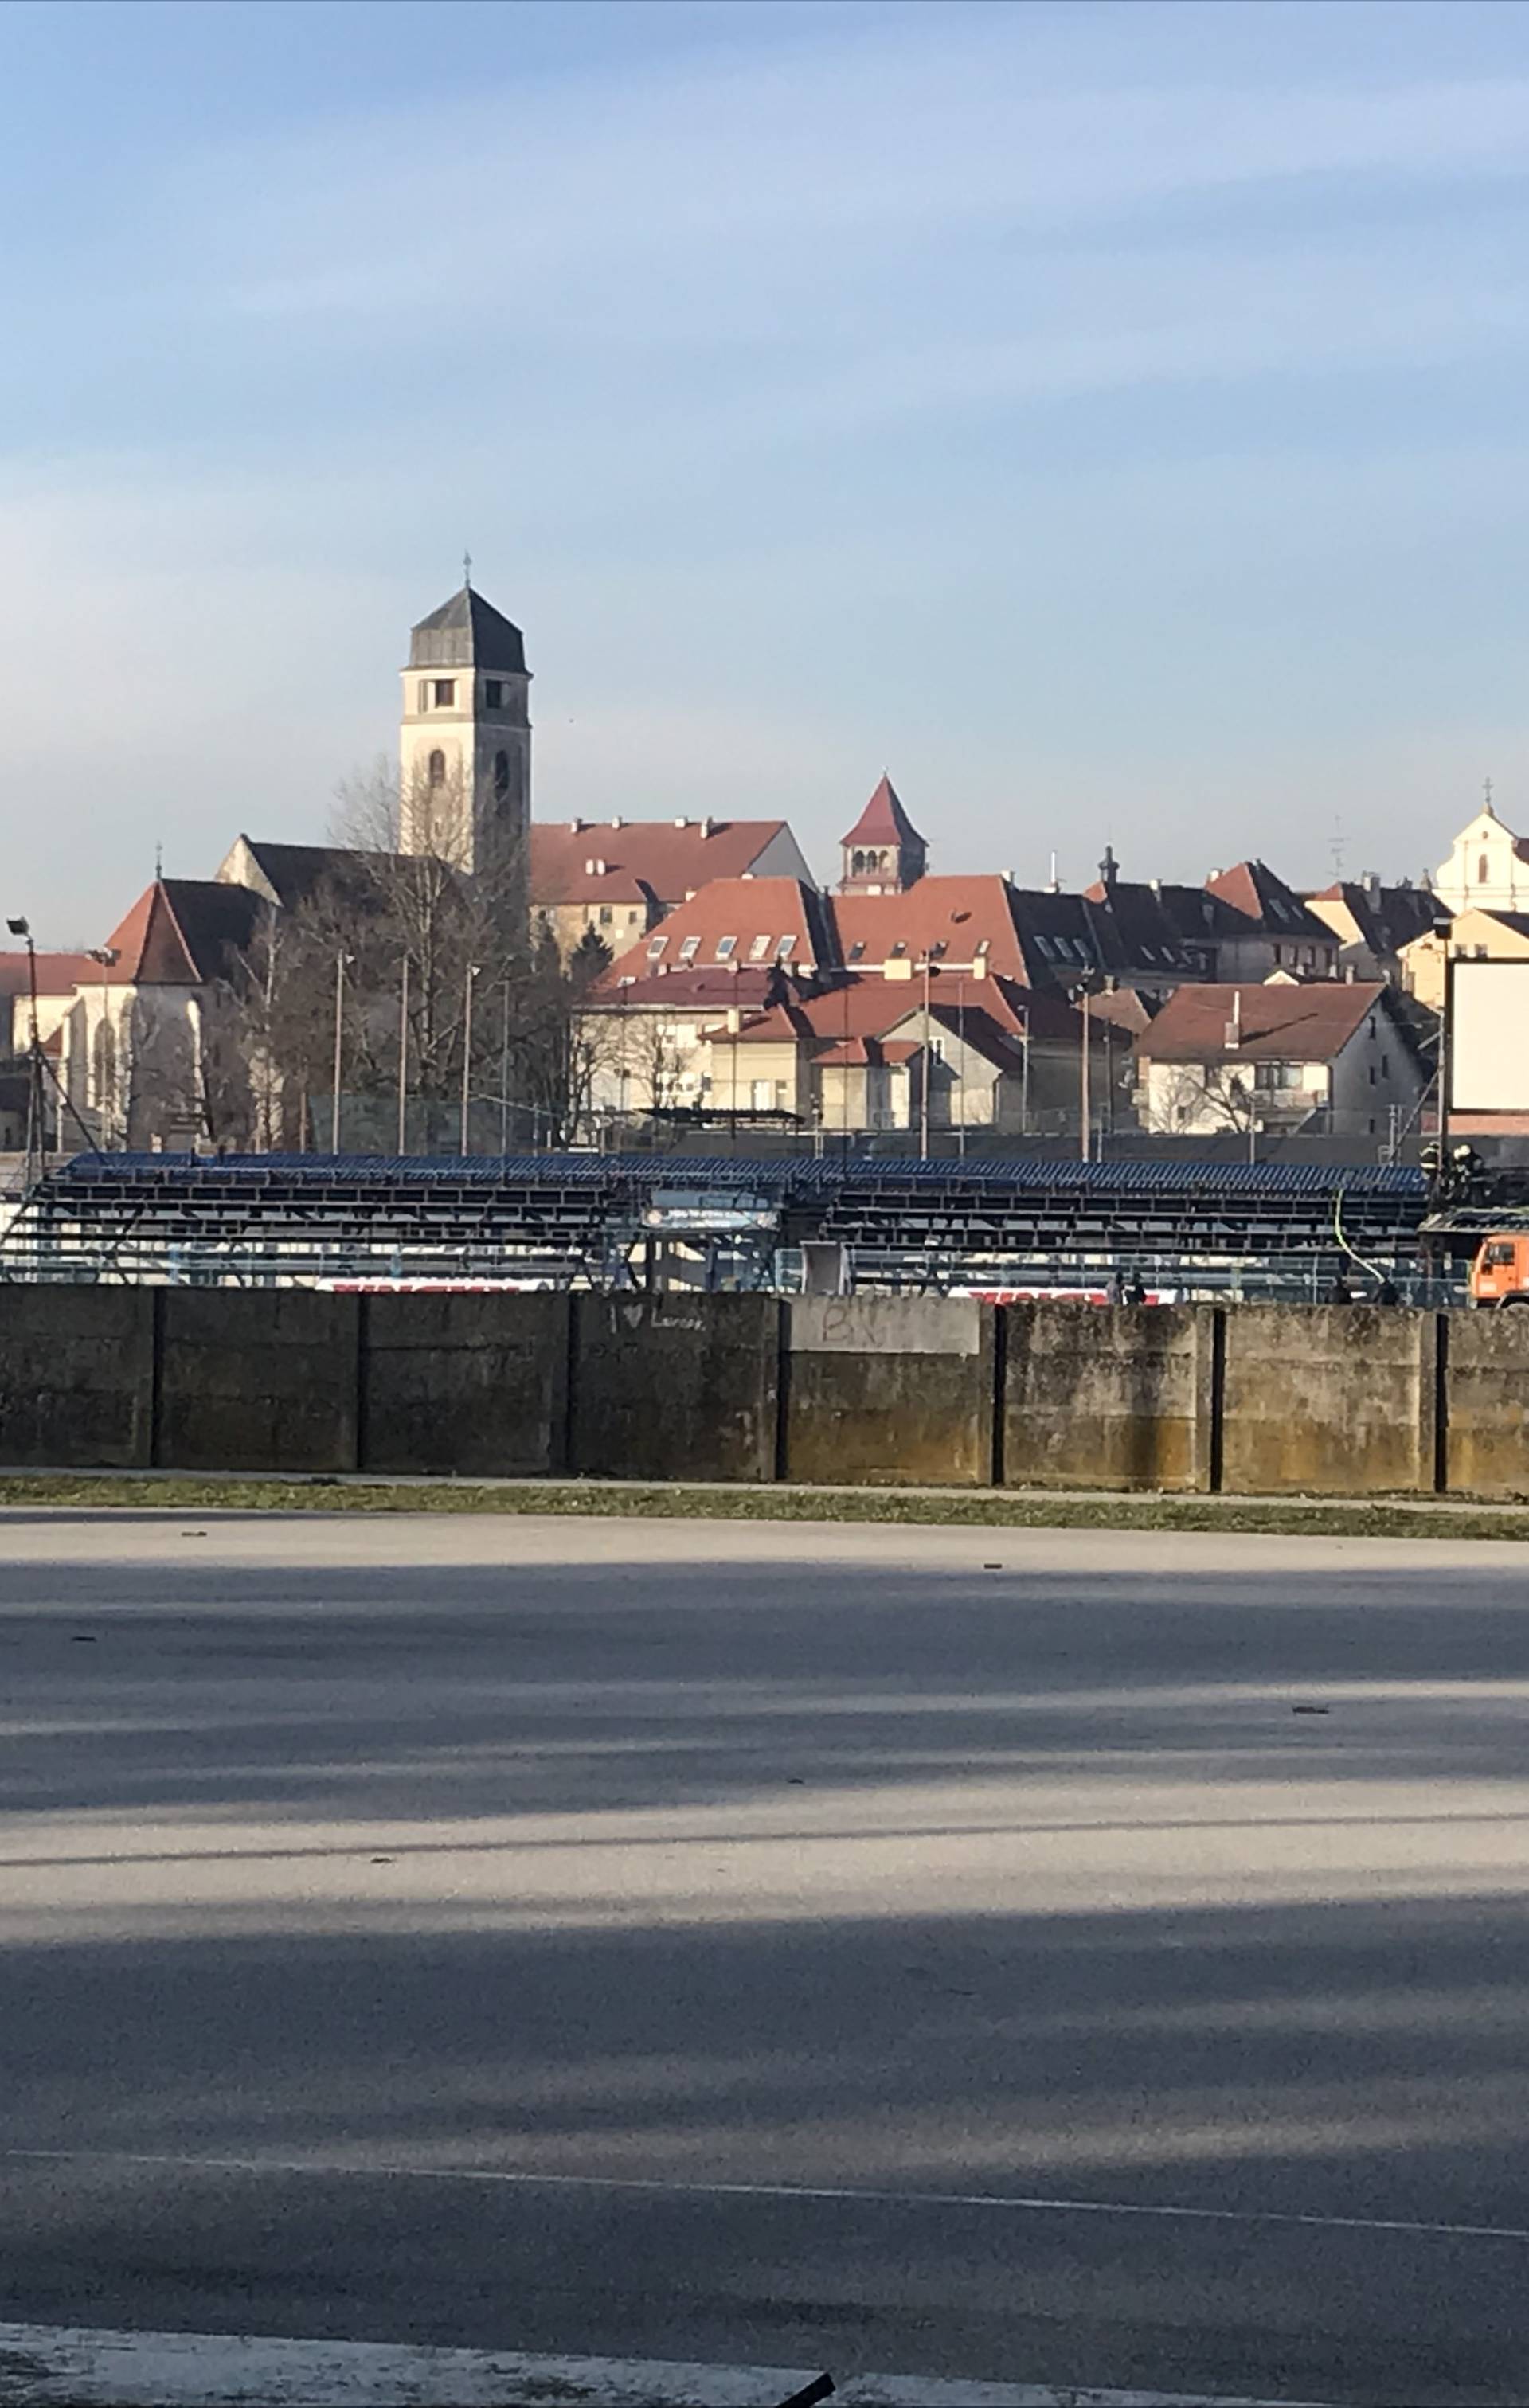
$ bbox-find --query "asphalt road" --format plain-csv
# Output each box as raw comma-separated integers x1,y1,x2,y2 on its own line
4,1509,1529,2404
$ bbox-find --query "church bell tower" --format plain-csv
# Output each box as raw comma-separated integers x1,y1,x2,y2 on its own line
400,573,530,889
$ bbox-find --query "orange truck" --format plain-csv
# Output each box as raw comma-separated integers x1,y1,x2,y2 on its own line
1471,1233,1529,1305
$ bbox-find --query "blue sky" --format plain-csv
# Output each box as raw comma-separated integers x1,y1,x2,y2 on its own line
6,0,1529,938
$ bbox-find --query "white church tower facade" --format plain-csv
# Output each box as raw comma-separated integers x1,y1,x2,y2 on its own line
400,577,531,888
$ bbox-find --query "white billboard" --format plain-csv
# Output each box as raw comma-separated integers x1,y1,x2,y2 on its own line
1450,958,1529,1112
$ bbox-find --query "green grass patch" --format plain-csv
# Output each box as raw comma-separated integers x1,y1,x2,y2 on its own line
0,1472,1527,1542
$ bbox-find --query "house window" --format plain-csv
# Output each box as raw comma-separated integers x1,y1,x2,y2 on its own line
749,935,771,961
715,936,737,960
1272,944,1281,965
433,679,455,708
484,680,504,709
493,750,510,799
678,936,701,963
1368,1066,1377,1085
647,936,667,961
751,1079,773,1111
599,906,613,926
1381,1054,1390,1077
427,749,446,787
776,935,796,959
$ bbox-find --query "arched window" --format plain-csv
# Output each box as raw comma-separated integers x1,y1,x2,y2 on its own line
852,850,865,874
428,749,446,788
493,749,510,799
1479,851,1491,885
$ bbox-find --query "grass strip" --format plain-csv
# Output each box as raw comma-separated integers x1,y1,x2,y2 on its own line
0,1473,1527,1542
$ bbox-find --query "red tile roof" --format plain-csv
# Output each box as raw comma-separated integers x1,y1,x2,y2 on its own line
531,819,794,909
600,877,836,983
833,877,1028,975
592,964,789,1013
0,951,101,997
839,775,925,850
1137,981,1386,1065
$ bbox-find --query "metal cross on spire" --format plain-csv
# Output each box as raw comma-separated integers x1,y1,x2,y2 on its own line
463,549,472,588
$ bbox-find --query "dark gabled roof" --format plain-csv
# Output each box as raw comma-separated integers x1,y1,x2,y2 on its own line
1307,880,1444,958
105,879,264,985
409,584,527,674
1207,860,1334,944
233,839,394,912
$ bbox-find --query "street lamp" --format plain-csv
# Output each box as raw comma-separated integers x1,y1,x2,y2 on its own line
6,917,42,1182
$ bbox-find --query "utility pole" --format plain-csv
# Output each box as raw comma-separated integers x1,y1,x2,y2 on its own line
499,978,512,1155
1079,983,1092,1163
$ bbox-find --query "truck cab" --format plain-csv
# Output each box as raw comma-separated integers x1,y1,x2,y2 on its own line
1471,1233,1529,1306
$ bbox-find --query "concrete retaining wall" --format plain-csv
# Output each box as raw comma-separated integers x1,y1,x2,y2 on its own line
784,1296,995,1485
1003,1302,1210,1491
0,1287,154,1467
361,1293,569,1477
570,1294,779,1482
1443,1314,1529,1499
17,1286,1529,1501
1221,1305,1433,1497
157,1291,361,1473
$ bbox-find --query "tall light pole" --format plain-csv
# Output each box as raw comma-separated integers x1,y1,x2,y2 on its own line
6,916,42,1187
397,953,410,1156
920,952,932,1155
460,964,480,1155
499,976,512,1155
1079,982,1092,1163
330,952,352,1155
88,946,119,1147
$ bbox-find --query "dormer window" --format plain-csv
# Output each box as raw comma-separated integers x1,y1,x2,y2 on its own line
715,936,737,960
678,936,702,963
890,939,907,958
849,940,866,961
646,936,668,961
749,935,771,960
775,935,796,960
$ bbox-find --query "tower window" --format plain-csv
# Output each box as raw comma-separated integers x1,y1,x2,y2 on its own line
433,679,456,708
493,750,510,799
485,680,504,710
417,681,430,713
428,749,446,787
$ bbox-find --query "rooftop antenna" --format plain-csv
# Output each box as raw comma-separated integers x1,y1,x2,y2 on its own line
1330,816,1346,879
154,839,163,880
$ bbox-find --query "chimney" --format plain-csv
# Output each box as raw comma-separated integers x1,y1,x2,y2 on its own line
570,817,585,833
1148,877,1163,895
611,815,624,831
1225,990,1243,1050
701,815,714,838
674,816,689,830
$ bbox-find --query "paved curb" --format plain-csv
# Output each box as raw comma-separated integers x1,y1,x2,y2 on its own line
0,2324,1318,2408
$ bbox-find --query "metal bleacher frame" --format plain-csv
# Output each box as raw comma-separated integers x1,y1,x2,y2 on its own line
0,1150,1440,1292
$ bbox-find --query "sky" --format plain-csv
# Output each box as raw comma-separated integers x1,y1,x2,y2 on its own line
6,0,1529,940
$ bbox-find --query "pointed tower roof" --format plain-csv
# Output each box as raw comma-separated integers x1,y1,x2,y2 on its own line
840,775,925,851
409,583,527,674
